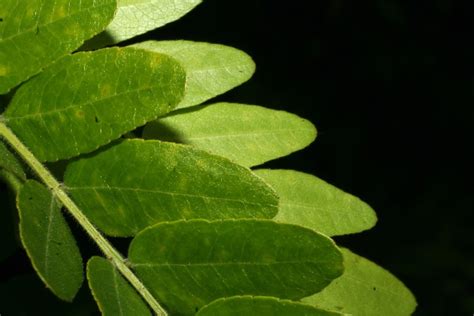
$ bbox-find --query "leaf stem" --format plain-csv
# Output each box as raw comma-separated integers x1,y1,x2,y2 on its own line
0,121,167,316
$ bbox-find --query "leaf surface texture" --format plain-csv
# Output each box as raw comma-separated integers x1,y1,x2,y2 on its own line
133,41,255,108
18,180,83,301
302,248,417,316
197,296,343,316
5,47,185,161
64,140,279,236
0,0,116,93
143,103,316,167
129,219,344,315
254,169,377,236
87,256,151,316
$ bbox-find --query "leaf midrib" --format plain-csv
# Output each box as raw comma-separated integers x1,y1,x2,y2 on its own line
67,186,276,207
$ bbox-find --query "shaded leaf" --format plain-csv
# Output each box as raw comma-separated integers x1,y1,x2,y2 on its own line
64,139,278,237
143,103,316,167
254,169,377,236
132,41,255,108
18,180,83,301
0,140,26,180
0,0,117,94
129,219,344,315
197,296,343,316
302,248,417,316
87,256,151,316
83,0,202,49
4,47,185,162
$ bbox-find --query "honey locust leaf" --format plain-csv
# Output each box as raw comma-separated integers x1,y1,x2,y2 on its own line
17,180,83,301
0,0,117,94
4,47,185,162
87,256,151,316
143,103,316,167
83,0,202,49
128,219,344,315
197,296,343,316
302,248,417,316
254,169,377,236
0,140,26,181
132,41,255,108
64,139,279,237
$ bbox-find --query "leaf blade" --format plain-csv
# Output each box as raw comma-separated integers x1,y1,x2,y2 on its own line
4,47,186,162
84,0,202,48
0,140,26,181
18,180,83,301
302,248,417,316
143,103,317,167
0,0,117,94
132,41,255,108
129,219,344,315
87,256,152,316
197,296,343,316
254,169,377,236
64,140,279,236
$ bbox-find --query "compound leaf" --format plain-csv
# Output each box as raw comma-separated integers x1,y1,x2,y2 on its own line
143,103,316,167
0,140,26,181
84,0,202,48
197,296,343,316
0,0,117,94
64,139,279,237
302,248,417,316
87,256,151,316
132,41,255,108
4,47,185,162
17,180,83,301
128,219,344,315
254,169,377,236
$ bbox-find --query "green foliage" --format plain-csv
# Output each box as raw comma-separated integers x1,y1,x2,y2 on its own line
143,103,316,167
0,1,416,315
196,296,343,316
129,219,343,315
87,256,152,316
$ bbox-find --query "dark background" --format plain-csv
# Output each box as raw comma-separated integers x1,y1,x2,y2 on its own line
1,0,473,315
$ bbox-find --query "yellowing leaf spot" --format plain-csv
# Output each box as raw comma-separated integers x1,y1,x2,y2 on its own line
149,56,162,69
75,110,85,119
0,65,9,76
100,84,113,97
55,6,67,18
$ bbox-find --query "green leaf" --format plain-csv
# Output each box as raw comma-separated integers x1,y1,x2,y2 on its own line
83,0,202,49
197,296,343,316
87,256,151,316
143,103,317,167
0,0,117,94
302,248,417,316
0,140,26,181
253,169,377,236
4,47,186,162
132,41,255,108
64,139,279,237
17,180,83,301
128,219,344,315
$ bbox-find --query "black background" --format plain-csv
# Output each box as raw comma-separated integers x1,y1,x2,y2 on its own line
1,0,473,315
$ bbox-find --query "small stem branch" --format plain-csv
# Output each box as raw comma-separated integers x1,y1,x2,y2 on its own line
0,122,167,316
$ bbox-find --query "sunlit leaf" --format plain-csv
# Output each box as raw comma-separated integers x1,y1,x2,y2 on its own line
129,219,344,315
0,0,117,94
87,256,151,316
302,248,417,316
143,103,316,167
254,169,377,236
84,0,202,48
64,140,279,237
4,47,185,162
132,41,255,108
18,180,83,301
197,296,343,316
